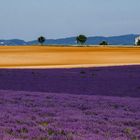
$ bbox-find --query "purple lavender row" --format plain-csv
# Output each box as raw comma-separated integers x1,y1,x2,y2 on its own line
0,65,140,97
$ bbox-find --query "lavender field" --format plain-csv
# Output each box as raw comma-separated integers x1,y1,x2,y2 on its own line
0,65,140,97
0,66,140,140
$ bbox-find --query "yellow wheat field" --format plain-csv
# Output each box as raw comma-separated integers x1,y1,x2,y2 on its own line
0,46,140,68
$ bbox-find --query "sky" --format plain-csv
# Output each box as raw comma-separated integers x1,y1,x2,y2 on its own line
0,0,140,41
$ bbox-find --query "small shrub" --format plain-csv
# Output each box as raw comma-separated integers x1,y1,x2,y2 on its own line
99,41,108,45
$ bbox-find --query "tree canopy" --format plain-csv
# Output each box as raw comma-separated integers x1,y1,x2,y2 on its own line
99,41,108,45
76,35,87,45
38,36,46,45
136,40,140,46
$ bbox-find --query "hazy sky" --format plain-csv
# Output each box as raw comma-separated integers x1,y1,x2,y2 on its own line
0,0,140,40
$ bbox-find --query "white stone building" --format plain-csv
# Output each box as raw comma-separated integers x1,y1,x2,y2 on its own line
135,36,140,45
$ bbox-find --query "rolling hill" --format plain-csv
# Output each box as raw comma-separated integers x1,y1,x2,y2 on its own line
0,34,139,46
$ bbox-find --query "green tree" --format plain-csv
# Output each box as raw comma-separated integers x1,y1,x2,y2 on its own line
99,41,108,45
76,35,87,45
136,40,140,46
38,36,46,45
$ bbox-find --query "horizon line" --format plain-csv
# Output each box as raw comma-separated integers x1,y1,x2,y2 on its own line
0,33,140,41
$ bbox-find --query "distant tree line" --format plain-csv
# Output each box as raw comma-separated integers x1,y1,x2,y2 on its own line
37,35,109,46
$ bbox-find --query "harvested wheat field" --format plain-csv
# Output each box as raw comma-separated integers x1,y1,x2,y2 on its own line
0,46,140,68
